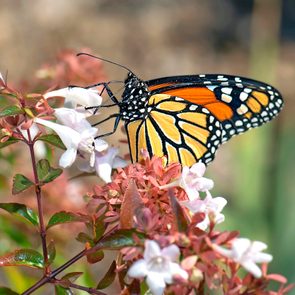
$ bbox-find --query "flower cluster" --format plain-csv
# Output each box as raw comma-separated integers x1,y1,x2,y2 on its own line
35,87,126,182
86,156,290,295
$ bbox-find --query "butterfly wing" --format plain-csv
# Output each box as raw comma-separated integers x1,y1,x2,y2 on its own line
146,74,284,142
125,94,223,166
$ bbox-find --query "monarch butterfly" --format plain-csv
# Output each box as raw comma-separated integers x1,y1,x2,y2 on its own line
79,53,284,167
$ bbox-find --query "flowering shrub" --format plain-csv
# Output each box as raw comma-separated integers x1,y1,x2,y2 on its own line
0,52,293,295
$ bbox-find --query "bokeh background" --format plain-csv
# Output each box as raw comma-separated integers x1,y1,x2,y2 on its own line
0,0,294,294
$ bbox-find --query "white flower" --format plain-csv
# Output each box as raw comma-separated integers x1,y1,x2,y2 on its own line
181,191,227,230
44,87,102,109
159,162,214,200
213,238,273,278
128,240,188,295
34,108,108,168
180,163,214,199
94,147,127,183
76,147,127,183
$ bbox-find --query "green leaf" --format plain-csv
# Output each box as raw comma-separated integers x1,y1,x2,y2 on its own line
169,190,189,233
55,285,73,295
47,211,89,229
0,106,23,117
36,159,62,184
0,287,19,295
92,229,145,251
0,249,44,268
47,240,56,265
0,203,39,226
12,174,34,195
0,137,20,149
38,134,66,150
96,261,116,289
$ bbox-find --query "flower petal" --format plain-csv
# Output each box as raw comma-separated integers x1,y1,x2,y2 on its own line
232,238,251,260
170,262,189,281
197,216,210,230
59,148,78,168
127,259,148,278
241,260,262,278
190,162,206,177
95,162,112,183
144,240,161,261
112,156,127,169
251,241,268,252
212,196,227,211
146,272,166,295
44,87,102,109
161,245,180,262
252,252,273,264
34,118,81,149
94,138,108,152
54,108,95,134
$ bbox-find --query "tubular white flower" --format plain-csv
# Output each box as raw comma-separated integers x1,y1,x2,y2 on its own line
94,147,127,183
181,191,227,230
34,118,81,167
213,238,273,278
159,162,214,200
128,240,188,295
76,147,127,183
44,87,102,109
180,163,214,200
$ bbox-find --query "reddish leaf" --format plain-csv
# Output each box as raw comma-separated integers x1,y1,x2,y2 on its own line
267,273,287,284
281,283,295,293
191,212,206,226
87,250,104,264
169,190,189,232
214,231,239,245
181,255,198,271
96,261,116,289
120,180,144,229
200,250,218,262
0,249,43,268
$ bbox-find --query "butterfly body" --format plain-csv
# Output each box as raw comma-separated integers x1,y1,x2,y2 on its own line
103,71,283,166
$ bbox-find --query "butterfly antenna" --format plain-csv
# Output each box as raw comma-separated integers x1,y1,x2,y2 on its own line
77,52,135,75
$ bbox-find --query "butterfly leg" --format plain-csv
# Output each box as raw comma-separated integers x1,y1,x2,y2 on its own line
94,114,121,138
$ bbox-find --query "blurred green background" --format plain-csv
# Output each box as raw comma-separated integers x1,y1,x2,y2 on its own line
0,0,294,294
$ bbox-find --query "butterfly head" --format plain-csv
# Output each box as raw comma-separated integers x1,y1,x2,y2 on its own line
120,72,150,121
